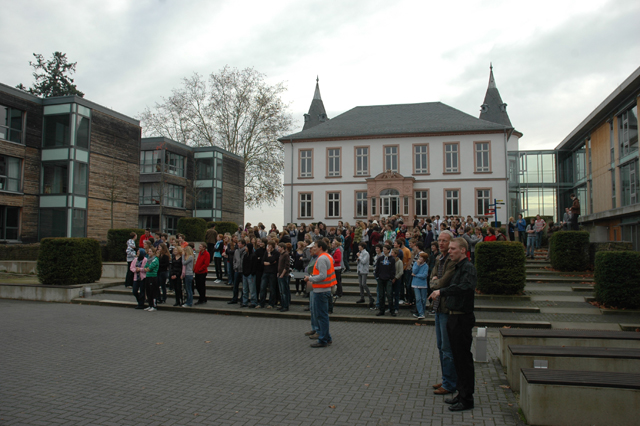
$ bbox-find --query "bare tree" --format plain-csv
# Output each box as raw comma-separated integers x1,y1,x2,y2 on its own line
140,66,292,208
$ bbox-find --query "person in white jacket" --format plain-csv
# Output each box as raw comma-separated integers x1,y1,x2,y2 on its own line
356,242,374,308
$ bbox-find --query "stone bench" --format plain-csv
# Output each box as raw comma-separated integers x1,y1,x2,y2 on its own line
506,345,640,391
520,368,640,426
499,328,640,369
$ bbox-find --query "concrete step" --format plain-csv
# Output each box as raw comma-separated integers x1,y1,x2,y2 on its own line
70,297,551,328
103,289,540,313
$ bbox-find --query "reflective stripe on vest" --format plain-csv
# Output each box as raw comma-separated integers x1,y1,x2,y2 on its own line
311,252,337,288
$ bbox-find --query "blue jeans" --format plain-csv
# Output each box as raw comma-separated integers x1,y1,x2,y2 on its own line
278,276,291,309
527,236,536,257
435,313,457,392
413,288,428,316
310,292,318,333
243,275,258,306
311,291,332,344
183,275,194,306
375,278,381,309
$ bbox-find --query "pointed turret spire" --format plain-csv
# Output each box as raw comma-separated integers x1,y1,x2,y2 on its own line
479,64,512,127
303,77,329,131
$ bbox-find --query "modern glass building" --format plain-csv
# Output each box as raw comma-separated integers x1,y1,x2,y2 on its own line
510,65,640,250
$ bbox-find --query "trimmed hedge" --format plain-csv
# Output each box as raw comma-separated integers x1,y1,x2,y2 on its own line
594,251,640,309
0,243,40,260
475,241,526,295
549,231,589,271
178,217,207,242
589,241,633,268
207,221,239,236
37,238,102,285
105,228,145,262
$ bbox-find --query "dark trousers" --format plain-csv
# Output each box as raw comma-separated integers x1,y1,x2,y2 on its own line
171,276,183,305
232,271,243,302
207,243,215,260
214,257,223,280
378,279,393,313
335,269,342,297
125,262,134,287
518,231,526,246
158,271,168,302
403,270,414,304
571,214,580,231
260,273,277,307
132,278,146,307
145,276,159,308
195,273,207,303
447,313,476,407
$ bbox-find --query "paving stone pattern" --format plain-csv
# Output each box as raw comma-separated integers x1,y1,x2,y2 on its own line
0,299,521,426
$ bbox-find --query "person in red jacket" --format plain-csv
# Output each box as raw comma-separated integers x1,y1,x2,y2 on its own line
194,243,211,305
139,229,151,248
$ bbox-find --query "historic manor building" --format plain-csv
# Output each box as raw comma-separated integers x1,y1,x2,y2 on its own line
281,69,521,226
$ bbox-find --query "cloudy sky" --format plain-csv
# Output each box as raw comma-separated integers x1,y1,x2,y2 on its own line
2,0,639,227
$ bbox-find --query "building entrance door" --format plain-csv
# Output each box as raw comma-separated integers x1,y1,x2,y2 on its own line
380,189,400,217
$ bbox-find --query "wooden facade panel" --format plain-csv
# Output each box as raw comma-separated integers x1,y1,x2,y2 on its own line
21,195,39,242
87,197,138,241
89,110,141,164
0,90,43,150
589,123,612,214
88,152,140,207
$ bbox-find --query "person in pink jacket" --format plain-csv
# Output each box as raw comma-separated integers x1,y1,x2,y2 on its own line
130,249,147,309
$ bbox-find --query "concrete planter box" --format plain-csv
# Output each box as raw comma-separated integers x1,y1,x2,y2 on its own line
520,371,639,426
0,280,122,303
0,261,128,279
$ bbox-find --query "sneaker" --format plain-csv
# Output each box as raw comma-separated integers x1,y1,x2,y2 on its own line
399,300,405,305
181,304,190,308
428,310,436,316
144,307,152,311
417,315,425,319
412,313,420,318
148,307,157,312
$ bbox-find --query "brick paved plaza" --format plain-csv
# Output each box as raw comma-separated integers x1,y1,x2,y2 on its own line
1,299,521,426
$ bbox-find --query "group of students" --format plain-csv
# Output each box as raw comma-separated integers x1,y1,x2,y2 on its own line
125,230,211,310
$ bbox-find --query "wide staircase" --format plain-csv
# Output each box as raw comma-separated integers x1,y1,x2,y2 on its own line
74,247,640,330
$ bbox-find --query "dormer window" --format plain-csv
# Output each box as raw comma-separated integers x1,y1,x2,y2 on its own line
500,103,508,112
303,114,310,122
480,104,489,113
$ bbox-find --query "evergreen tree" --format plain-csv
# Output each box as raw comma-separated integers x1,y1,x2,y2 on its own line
17,52,84,98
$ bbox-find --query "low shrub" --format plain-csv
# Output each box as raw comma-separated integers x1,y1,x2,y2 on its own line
37,238,102,285
594,251,640,309
105,228,145,262
207,221,239,236
549,231,589,271
589,241,633,268
0,243,40,260
178,218,207,242
475,241,526,295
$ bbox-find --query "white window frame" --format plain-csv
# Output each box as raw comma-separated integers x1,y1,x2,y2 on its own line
415,190,428,216
327,192,340,218
444,143,459,173
300,149,313,178
414,144,429,174
355,147,369,176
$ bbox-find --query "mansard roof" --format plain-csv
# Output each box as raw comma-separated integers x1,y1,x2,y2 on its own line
479,65,513,128
280,101,509,142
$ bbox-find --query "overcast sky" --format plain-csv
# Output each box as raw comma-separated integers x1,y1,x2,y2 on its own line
2,0,639,227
